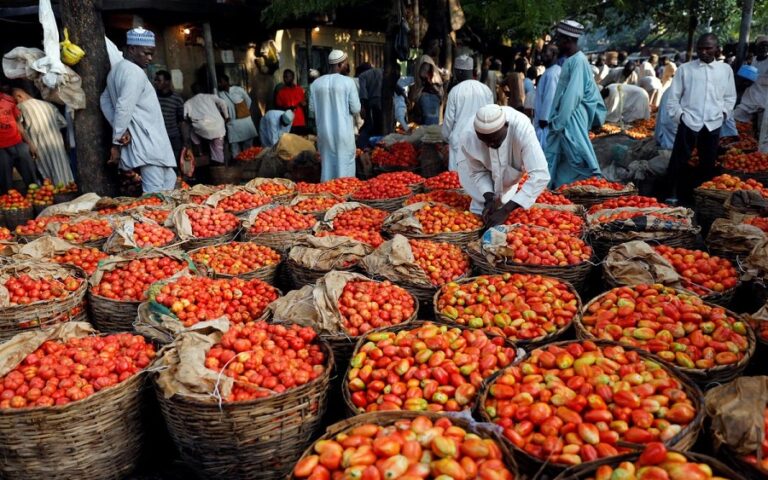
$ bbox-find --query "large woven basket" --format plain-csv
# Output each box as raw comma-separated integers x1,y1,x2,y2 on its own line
694,187,731,229
154,340,334,480
208,165,242,185
88,292,141,334
477,339,705,477
589,229,701,259
188,243,281,285
285,257,357,289
180,228,239,251
397,227,483,248
562,185,638,208
575,288,756,387
0,264,88,342
1,207,34,230
53,192,78,204
288,410,519,479
350,194,412,212
432,274,580,349
240,228,311,253
0,369,147,480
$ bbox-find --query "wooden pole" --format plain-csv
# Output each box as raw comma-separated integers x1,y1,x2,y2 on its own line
59,0,116,196
736,0,755,68
203,22,218,94
382,0,400,134
305,27,313,86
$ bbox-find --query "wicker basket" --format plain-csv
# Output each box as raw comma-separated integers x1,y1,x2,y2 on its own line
478,339,705,477
285,257,358,288
553,450,744,480
240,228,311,253
0,264,88,342
342,321,516,417
288,411,519,480
180,228,239,251
88,291,141,334
53,192,78,204
154,340,334,480
1,207,34,230
589,229,701,259
432,274,580,349
188,243,281,285
33,204,51,217
208,165,242,185
562,185,638,208
575,288,756,387
0,368,147,480
397,227,484,248
467,241,593,293
351,194,412,212
694,187,731,228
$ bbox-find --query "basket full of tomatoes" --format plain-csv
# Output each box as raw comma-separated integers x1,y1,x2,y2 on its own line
0,323,156,480
384,202,484,247
169,204,241,251
245,177,297,203
189,241,282,284
695,174,768,229
289,193,344,220
152,320,333,480
557,178,638,208
240,204,317,253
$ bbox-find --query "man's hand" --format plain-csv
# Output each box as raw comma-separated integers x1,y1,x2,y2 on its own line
538,120,549,129
107,146,120,166
28,144,38,159
487,201,520,227
482,192,496,224
119,131,131,145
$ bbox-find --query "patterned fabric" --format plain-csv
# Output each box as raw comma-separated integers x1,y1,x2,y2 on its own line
17,99,74,184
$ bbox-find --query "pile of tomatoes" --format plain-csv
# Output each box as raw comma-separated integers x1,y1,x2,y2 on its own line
501,225,592,266
190,242,280,276
588,195,668,214
505,208,585,237
152,276,279,327
186,207,239,238
425,171,462,190
371,142,419,168
722,151,768,173
409,239,469,286
52,247,108,275
483,341,698,466
352,181,412,200
743,216,768,233
414,204,483,234
593,211,683,225
589,444,725,479
406,190,472,211
296,177,365,196
234,146,263,162
204,321,326,402
347,322,516,413
216,191,270,213
373,171,425,187
0,189,31,210
699,174,768,196
253,181,294,198
57,218,113,244
133,222,175,248
653,245,739,295
436,273,579,342
0,333,155,409
558,178,628,192
16,215,69,236
0,227,12,241
25,181,54,207
536,191,573,206
91,257,187,302
247,206,316,234
582,284,751,370
293,196,342,214
742,407,768,473
141,209,171,225
338,280,416,336
292,415,515,480
5,273,82,305
316,206,388,247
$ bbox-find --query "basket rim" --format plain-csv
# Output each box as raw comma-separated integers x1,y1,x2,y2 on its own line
0,263,88,313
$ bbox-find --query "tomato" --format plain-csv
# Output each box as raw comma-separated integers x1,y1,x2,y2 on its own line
91,256,187,302
248,206,316,234
370,142,419,168
186,207,239,238
424,171,462,190
191,242,280,276
338,280,415,336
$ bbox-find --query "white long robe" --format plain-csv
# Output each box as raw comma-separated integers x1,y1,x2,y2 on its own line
459,106,550,214
311,73,361,181
604,84,651,124
534,64,561,151
99,59,175,170
218,86,258,143
442,80,493,171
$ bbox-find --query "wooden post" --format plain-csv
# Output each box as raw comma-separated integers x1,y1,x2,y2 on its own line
59,0,116,196
305,27,313,86
203,22,218,94
736,0,755,68
382,0,400,134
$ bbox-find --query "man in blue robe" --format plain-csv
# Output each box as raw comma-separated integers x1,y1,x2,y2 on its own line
545,20,607,188
534,44,561,152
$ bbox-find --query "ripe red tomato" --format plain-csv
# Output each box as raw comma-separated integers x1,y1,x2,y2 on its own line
414,204,483,234
424,171,462,190
248,206,316,234
52,247,108,275
191,242,281,276
91,256,187,302
338,280,415,336
186,207,239,238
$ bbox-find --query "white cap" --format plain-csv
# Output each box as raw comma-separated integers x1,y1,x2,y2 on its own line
455,54,473,71
556,20,585,39
474,105,506,134
309,68,320,79
126,27,156,47
281,110,295,125
328,50,348,65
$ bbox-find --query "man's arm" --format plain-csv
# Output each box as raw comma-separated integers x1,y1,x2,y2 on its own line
460,139,494,202
509,119,550,210
214,96,230,121
666,66,684,123
723,67,737,118
538,68,561,127
347,81,362,116
16,117,37,158
548,60,584,132
110,64,143,143
441,91,456,140
100,89,115,126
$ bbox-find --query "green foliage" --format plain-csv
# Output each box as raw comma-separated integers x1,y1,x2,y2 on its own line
260,0,369,26
461,0,568,42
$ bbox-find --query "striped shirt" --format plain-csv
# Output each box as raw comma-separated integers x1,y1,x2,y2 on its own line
156,91,184,139
17,98,74,184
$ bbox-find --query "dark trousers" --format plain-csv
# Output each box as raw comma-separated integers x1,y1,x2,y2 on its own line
667,121,720,206
0,143,37,194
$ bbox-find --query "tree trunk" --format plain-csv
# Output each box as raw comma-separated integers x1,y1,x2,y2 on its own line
685,0,699,62
382,0,400,134
60,0,116,196
736,0,755,69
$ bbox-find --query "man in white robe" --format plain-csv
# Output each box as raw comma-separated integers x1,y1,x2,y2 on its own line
100,27,176,193
311,50,361,181
183,84,229,163
259,110,294,148
603,84,651,124
460,104,550,226
442,54,493,171
534,44,561,151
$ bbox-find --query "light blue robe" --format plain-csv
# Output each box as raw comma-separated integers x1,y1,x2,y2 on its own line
534,64,561,152
545,51,606,188
99,60,175,170
259,110,292,148
311,73,361,181
655,88,677,150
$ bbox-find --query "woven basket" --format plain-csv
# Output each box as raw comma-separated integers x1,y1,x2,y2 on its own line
33,204,51,217
240,228,311,253
285,257,358,289
53,192,78,204
467,241,593,293
188,244,281,285
394,228,483,248
575,288,756,387
0,368,147,480
16,232,44,244
351,194,412,212
432,275,580,349
208,166,242,185
589,229,701,259
342,321,516,417
553,450,744,480
88,291,141,334
154,340,334,480
562,186,638,208
694,187,731,228
288,410,519,479
722,167,768,186
1,207,34,230
477,339,705,477
0,264,88,342
180,228,239,251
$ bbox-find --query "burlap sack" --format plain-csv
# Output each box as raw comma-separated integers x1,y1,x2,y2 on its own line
742,239,768,283
38,193,101,217
705,376,768,456
725,190,768,218
102,218,144,253
320,202,376,224
276,133,316,161
359,234,432,287
559,182,636,195
9,235,78,260
124,206,173,226
707,218,766,257
382,202,431,235
0,322,97,377
288,235,372,272
604,240,682,287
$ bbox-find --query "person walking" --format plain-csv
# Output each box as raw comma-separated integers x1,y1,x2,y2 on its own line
100,27,177,193
310,50,361,181
184,84,229,164
259,109,294,148
153,70,185,163
545,20,607,188
534,44,562,152
665,33,737,205
0,83,37,193
11,88,74,185
274,69,307,134
442,54,493,171
217,74,258,157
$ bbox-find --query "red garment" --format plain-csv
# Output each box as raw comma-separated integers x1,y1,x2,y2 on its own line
275,85,306,127
0,94,22,149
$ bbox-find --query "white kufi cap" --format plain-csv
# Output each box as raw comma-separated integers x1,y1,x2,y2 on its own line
556,20,585,39
454,54,473,71
126,27,156,47
474,105,506,134
328,50,348,65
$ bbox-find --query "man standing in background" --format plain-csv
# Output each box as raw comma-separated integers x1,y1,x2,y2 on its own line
274,69,307,134
358,63,384,138
218,74,258,157
534,44,561,152
153,70,185,163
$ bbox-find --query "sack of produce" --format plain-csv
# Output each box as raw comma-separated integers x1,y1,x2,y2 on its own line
240,204,316,252
286,234,372,287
